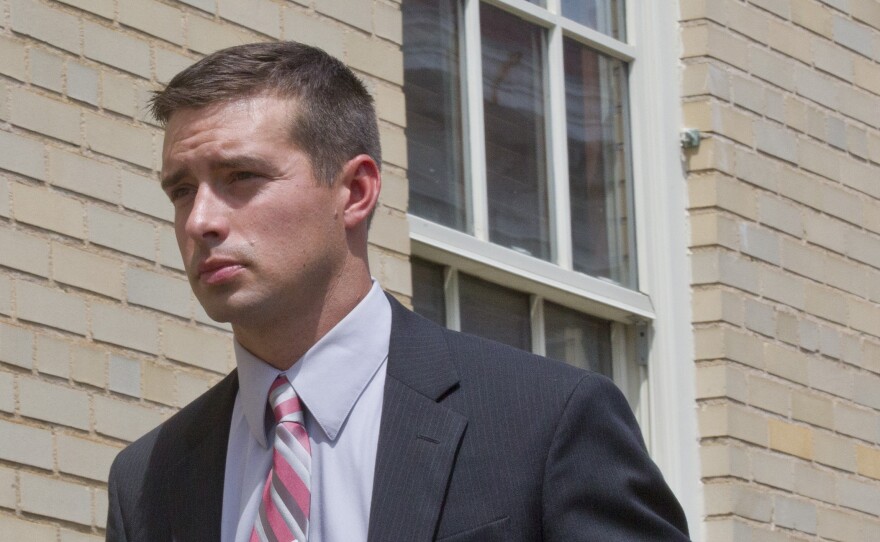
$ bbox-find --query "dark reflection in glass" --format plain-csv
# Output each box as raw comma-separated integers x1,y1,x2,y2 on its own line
403,0,467,231
480,3,550,261
411,258,447,327
561,0,626,41
459,274,531,351
545,301,613,377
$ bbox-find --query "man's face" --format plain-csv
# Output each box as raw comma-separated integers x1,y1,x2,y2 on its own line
161,95,348,328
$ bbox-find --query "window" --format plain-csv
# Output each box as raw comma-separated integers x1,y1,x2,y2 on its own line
403,0,647,399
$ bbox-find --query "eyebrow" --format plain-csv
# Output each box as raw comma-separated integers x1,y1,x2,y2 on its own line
160,155,276,191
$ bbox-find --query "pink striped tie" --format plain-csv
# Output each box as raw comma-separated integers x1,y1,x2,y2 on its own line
251,375,311,542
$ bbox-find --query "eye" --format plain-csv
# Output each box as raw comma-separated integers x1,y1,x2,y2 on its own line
229,171,261,182
167,184,195,202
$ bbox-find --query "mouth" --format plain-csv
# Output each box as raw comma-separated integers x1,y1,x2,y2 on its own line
197,259,245,285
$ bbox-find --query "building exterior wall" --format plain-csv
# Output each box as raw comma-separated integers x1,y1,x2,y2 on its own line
0,0,878,540
0,1,407,538
682,0,880,539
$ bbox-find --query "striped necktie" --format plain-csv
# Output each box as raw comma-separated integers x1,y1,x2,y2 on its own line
251,375,311,542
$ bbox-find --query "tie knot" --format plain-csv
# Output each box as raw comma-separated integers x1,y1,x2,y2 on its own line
268,375,305,425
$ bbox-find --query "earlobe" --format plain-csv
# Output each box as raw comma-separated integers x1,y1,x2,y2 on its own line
341,155,381,229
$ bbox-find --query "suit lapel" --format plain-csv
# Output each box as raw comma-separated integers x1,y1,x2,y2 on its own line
164,371,239,541
367,296,467,542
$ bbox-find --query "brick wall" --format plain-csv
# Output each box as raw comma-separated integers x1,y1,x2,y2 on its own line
683,0,880,539
0,0,406,537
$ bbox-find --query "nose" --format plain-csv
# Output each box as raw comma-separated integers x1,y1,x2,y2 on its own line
183,183,229,244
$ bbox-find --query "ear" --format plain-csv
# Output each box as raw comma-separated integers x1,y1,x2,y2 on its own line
338,154,381,230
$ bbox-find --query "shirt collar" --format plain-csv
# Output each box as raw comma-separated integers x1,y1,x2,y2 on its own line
235,281,391,448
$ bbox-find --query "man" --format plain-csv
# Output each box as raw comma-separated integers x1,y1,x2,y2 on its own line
106,41,690,542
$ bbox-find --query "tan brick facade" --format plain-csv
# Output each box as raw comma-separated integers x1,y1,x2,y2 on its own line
0,0,877,540
684,0,880,539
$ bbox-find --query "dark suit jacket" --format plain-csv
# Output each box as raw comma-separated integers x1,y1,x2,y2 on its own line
107,295,690,541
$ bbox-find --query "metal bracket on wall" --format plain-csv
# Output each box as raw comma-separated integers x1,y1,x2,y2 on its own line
680,128,701,149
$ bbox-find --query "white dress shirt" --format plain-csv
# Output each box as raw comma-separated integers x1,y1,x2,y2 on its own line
221,282,391,542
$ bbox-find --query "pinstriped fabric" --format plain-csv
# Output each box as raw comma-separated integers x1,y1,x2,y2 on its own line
251,376,311,542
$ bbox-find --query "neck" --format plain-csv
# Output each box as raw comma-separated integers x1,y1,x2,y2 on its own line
232,266,373,371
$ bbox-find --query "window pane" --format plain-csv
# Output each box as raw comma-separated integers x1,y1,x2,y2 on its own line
561,0,626,41
411,258,447,327
480,3,551,261
544,301,612,377
459,274,531,351
403,0,468,231
564,38,634,287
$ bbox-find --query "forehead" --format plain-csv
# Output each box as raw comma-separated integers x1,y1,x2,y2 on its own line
161,96,295,172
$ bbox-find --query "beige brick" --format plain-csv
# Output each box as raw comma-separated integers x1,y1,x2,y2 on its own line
774,494,817,534
0,464,15,508
704,482,773,522
87,205,156,260
13,183,85,239
690,212,737,249
767,19,811,65
369,208,411,255
0,131,46,181
158,225,185,271
840,156,880,199
316,0,372,33
155,47,197,86
84,22,151,79
95,486,108,528
693,326,724,360
745,298,777,337
20,471,92,525
817,324,842,359
846,227,880,268
91,302,159,355
751,449,794,491
143,362,177,406
162,320,231,373
803,211,848,256
281,10,347,58
0,419,54,469
792,389,834,429
0,371,13,412
769,419,813,459
120,170,170,221
834,402,878,443
798,137,840,182
851,0,880,28
58,435,121,483
853,371,880,410
755,120,797,164
179,0,216,12
177,370,219,405
699,402,769,446
699,442,750,479
681,62,730,99
0,177,8,218
52,242,123,298
0,275,9,318
192,298,232,331
764,342,808,385
797,317,819,352
119,0,185,45
856,445,880,480
838,85,880,126
35,334,71,379
791,0,832,37
686,137,735,175
94,395,165,441
9,0,81,55
48,148,120,204
775,311,799,347
0,321,34,369
186,14,260,56
126,267,192,318
833,14,874,57
0,227,50,276
219,0,281,37
747,373,790,415
758,194,803,238
740,223,781,265
29,47,64,94
61,529,104,542
817,507,873,542
804,283,847,325
20,377,90,431
56,0,115,19
345,32,404,86
16,279,88,335
109,354,142,398
838,476,880,516
814,429,856,471
808,356,852,399
729,73,765,115
848,296,880,337
688,173,758,219
71,343,108,388
371,247,411,296
692,288,744,324
0,516,58,540
84,112,155,169
820,184,863,227
696,363,748,401
374,1,403,44
793,462,836,505
101,70,138,118
0,35,27,81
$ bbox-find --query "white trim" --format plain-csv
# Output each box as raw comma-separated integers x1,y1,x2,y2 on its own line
628,0,703,537
546,23,573,270
444,266,462,331
463,0,489,240
530,295,546,356
411,216,654,322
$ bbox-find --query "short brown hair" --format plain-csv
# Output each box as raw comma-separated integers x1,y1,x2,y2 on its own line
151,41,381,185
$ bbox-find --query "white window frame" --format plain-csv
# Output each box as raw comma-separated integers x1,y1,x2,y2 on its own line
406,0,703,535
